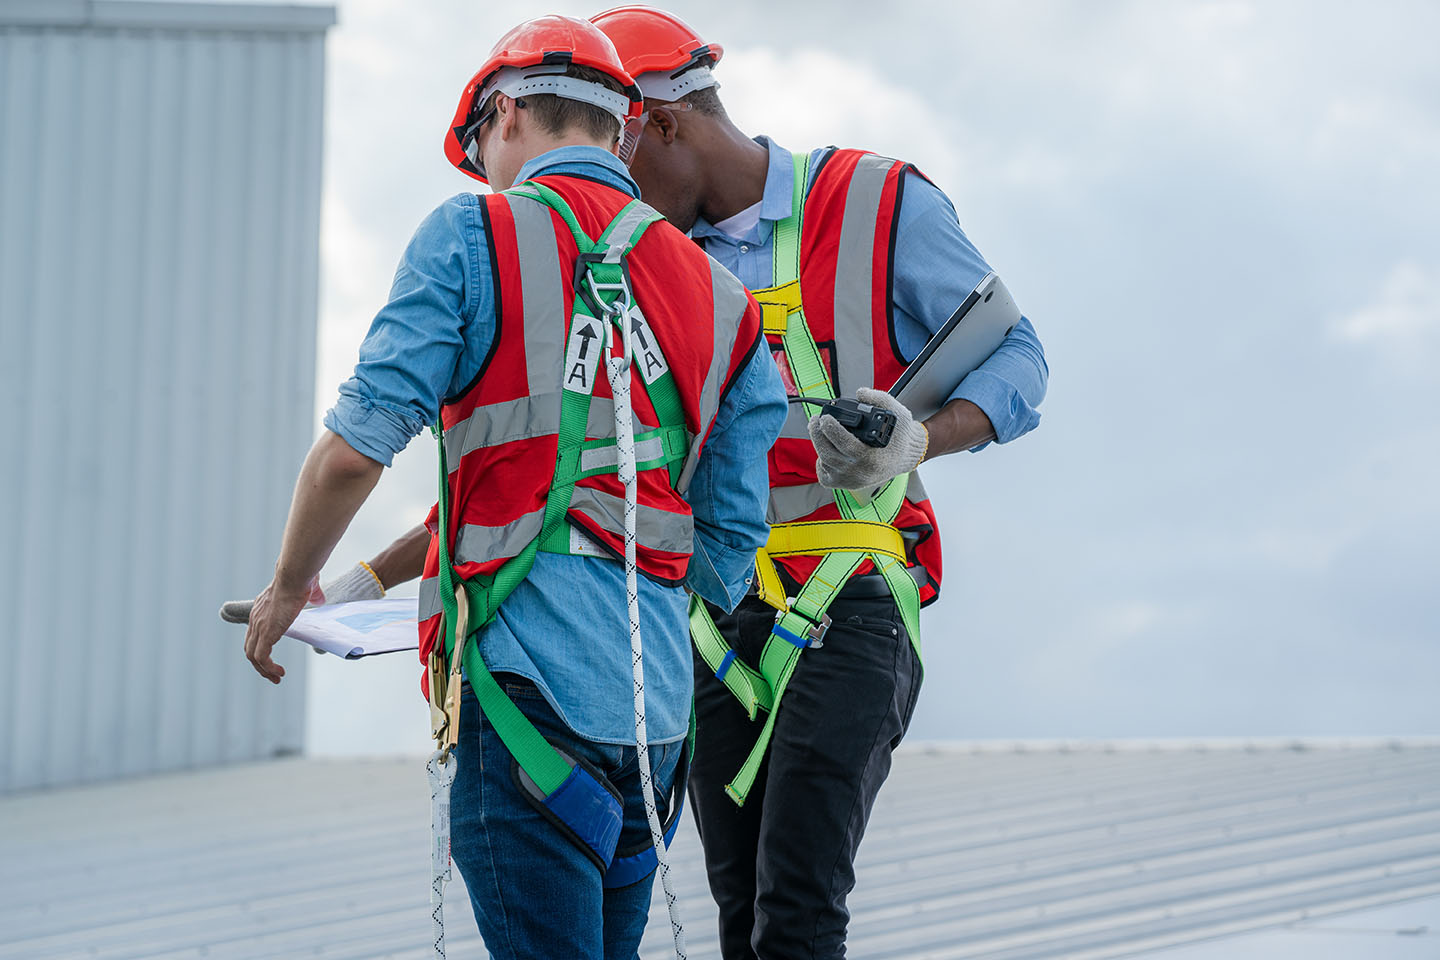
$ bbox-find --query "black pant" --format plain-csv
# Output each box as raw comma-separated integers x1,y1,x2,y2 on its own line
688,585,923,959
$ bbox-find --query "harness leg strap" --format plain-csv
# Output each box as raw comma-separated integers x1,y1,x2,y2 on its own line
723,552,864,804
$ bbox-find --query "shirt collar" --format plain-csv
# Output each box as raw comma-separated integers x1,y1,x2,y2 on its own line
691,135,794,242
511,145,640,199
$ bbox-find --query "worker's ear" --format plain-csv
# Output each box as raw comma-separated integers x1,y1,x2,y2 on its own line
495,93,521,141
647,105,683,145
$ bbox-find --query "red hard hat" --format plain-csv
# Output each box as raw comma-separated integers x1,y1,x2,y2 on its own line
589,6,722,83
444,15,643,183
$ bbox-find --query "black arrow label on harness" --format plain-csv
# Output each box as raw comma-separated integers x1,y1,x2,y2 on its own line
629,309,670,385
564,316,602,394
576,322,597,358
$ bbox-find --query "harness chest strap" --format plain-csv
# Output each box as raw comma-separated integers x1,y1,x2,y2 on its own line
755,279,800,337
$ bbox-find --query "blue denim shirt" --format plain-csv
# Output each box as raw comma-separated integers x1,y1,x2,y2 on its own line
691,137,1048,445
324,146,787,745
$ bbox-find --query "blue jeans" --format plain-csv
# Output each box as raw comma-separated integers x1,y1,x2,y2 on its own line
450,679,684,960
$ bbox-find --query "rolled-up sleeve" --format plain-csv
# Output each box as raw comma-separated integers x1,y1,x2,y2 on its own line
323,195,488,466
890,172,1047,448
952,315,1047,444
684,337,787,610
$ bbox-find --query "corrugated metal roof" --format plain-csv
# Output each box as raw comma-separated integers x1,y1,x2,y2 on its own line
1143,895,1440,958
0,2,330,792
1,742,1436,959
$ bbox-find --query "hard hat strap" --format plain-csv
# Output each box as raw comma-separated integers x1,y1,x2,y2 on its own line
478,65,631,131
635,64,717,102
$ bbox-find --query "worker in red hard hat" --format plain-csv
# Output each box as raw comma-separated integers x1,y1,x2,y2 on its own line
239,13,785,958
593,6,1050,958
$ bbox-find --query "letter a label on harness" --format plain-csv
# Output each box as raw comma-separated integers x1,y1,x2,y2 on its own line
564,314,603,395
629,308,670,386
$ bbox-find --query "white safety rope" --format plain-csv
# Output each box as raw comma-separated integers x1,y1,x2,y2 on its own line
426,749,456,960
608,297,688,960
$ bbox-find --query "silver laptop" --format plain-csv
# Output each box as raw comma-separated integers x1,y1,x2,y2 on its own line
889,272,1020,421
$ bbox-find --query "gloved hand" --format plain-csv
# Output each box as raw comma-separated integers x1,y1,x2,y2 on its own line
219,561,386,624
809,388,929,493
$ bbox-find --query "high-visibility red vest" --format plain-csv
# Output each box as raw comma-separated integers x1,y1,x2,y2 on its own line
416,174,761,664
762,149,943,605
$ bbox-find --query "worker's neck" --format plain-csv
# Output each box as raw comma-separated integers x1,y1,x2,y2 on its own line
509,131,615,183
697,121,769,225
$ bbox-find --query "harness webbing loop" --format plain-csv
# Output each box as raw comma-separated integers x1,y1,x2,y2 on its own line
755,279,801,336
751,547,788,612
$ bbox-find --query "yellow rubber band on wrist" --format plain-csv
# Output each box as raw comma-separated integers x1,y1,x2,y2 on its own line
358,560,386,596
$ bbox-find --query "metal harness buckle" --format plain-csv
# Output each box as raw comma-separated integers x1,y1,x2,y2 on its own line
575,253,634,315
778,599,831,649
428,583,468,763
575,254,636,374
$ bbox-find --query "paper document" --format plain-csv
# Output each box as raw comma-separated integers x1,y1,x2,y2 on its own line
283,596,420,659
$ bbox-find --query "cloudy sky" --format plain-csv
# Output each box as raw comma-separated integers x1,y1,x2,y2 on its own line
293,0,1439,754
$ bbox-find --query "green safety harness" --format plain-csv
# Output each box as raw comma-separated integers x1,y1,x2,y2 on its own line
425,181,694,959
688,152,924,806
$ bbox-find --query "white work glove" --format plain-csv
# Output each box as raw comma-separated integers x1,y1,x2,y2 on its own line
219,561,385,624
809,388,929,494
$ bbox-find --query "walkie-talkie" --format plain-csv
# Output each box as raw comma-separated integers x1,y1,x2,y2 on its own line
790,396,896,448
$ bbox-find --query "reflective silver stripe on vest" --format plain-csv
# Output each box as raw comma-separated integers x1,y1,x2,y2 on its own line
506,193,568,397
780,403,814,440
418,576,441,622
570,486,694,556
418,488,695,621
676,259,752,495
907,471,927,505
453,507,547,566
767,473,929,526
446,394,646,471
580,435,665,473
415,492,699,623
767,483,832,524
415,506,547,621
602,201,658,261
833,153,894,398
445,393,561,469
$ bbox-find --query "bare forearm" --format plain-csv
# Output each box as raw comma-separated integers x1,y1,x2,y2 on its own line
368,524,430,588
921,397,995,462
274,431,385,592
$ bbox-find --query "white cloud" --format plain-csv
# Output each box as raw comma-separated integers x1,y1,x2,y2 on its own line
718,46,966,192
1180,0,1256,33
1332,260,1439,344
1310,95,1440,179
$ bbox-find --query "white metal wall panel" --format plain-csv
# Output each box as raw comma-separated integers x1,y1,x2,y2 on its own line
0,3,334,792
